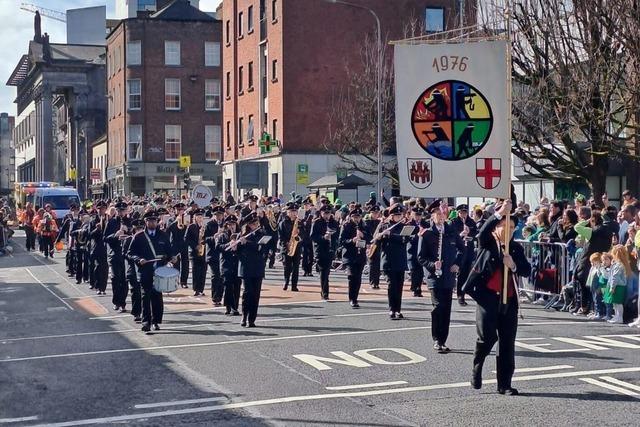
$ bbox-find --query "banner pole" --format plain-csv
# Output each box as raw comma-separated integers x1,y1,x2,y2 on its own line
502,0,514,306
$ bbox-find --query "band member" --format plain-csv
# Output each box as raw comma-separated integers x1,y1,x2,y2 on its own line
186,209,208,296
364,205,382,289
167,202,189,289
216,215,241,315
126,210,176,333
407,207,428,297
57,204,80,276
462,200,531,395
339,207,370,308
123,219,144,322
451,204,478,306
311,205,338,300
104,201,131,312
376,204,409,319
262,204,280,269
301,197,315,277
279,203,302,291
205,205,226,305
20,203,37,251
90,201,109,294
70,214,92,285
37,212,59,258
236,212,269,327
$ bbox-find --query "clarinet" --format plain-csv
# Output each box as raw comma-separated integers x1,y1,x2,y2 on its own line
435,229,443,278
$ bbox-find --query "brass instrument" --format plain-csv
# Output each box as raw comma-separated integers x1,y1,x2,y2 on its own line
266,208,277,231
177,213,185,229
287,218,301,256
367,219,404,258
196,222,206,256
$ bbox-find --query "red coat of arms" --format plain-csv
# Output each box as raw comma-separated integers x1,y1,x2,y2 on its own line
407,158,432,189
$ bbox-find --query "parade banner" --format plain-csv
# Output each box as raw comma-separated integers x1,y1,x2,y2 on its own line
191,184,212,208
394,40,510,198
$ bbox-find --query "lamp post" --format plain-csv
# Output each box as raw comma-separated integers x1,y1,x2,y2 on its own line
323,0,383,198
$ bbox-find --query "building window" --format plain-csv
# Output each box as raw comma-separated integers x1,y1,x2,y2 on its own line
226,121,230,149
137,0,156,12
238,11,244,38
128,124,142,161
127,79,141,110
272,119,277,140
425,7,445,33
115,46,121,71
165,125,181,161
272,0,277,21
108,91,113,118
226,20,230,45
248,61,254,89
247,115,254,144
238,117,244,146
226,72,231,98
164,40,181,65
108,53,113,76
205,41,220,66
238,66,244,93
205,79,221,111
271,59,278,81
205,125,221,161
164,79,181,110
127,41,141,65
248,5,254,32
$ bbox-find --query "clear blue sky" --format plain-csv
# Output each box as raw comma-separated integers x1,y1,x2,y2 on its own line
0,0,222,116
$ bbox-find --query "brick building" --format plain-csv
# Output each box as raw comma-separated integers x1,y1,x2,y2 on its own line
106,0,222,196
221,0,473,200
0,113,15,195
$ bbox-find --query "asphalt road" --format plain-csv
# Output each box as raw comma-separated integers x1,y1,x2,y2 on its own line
1,231,639,426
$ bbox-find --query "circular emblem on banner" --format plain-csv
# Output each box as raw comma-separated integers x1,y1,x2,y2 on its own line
411,80,493,161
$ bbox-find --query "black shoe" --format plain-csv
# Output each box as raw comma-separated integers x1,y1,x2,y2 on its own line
153,324,160,331
194,291,199,296
120,307,127,313
291,287,299,292
439,345,451,353
214,301,222,307
89,286,95,290
498,388,519,396
225,310,231,315
141,324,151,333
458,298,468,306
397,313,404,319
134,317,142,323
248,323,256,328
232,310,240,316
390,312,397,319
113,305,119,311
241,320,247,327
283,284,288,291
76,280,82,284
433,342,442,352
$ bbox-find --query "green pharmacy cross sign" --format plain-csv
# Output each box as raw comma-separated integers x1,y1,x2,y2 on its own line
259,132,279,154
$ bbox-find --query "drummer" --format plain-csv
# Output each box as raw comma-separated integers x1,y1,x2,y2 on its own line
126,210,177,334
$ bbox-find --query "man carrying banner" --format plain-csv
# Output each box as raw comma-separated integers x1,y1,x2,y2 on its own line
462,199,531,395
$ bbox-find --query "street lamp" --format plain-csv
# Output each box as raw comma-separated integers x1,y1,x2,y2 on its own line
323,0,383,198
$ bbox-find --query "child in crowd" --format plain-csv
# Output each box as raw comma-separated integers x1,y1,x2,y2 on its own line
586,253,605,320
604,245,630,324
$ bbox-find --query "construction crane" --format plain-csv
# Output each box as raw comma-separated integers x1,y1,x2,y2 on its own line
20,3,66,23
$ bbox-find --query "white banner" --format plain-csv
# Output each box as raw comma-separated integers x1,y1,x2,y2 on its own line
191,184,213,208
394,40,510,198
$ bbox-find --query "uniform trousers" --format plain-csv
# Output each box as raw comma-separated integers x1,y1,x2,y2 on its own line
110,258,128,308
368,252,381,287
283,251,301,289
128,274,142,318
24,226,36,251
192,256,207,293
386,270,405,312
75,248,90,283
209,259,224,303
430,287,454,345
141,280,163,327
318,262,331,298
410,266,424,294
92,254,108,292
42,235,54,257
223,276,241,311
242,277,263,324
472,289,518,390
177,249,189,286
347,262,365,303
302,242,314,275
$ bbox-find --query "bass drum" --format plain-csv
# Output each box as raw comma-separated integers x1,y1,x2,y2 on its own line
153,266,179,293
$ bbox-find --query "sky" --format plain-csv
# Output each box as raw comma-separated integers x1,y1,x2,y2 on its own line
0,0,222,116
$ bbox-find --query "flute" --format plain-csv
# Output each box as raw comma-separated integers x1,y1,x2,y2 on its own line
226,226,262,251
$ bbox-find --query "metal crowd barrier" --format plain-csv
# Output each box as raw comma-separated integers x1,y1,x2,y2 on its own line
514,240,571,299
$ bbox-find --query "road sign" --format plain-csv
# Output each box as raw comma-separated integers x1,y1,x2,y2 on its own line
296,164,309,185
90,168,101,180
69,167,77,180
191,184,212,208
179,155,191,169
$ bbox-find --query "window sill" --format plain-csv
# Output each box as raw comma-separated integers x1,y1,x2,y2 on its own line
247,86,254,92
225,96,231,101
272,18,278,24
271,78,278,83
238,35,244,40
248,139,255,146
205,108,221,112
248,28,254,34
165,108,181,111
238,90,244,96
164,64,182,67
128,108,141,112
226,42,231,47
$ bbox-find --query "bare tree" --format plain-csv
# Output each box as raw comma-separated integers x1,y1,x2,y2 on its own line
481,0,635,200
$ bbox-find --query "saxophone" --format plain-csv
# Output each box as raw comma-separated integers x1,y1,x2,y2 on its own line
196,223,206,256
287,218,300,257
267,209,277,231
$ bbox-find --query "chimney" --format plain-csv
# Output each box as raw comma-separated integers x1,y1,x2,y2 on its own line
34,10,42,42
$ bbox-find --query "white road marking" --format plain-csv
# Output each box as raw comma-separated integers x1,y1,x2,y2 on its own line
326,381,408,390
0,320,609,363
580,377,640,397
492,364,573,374
25,366,640,427
25,269,75,311
599,376,640,392
134,396,227,409
0,415,38,423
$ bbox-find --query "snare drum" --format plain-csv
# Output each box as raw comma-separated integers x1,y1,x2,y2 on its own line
153,266,180,293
